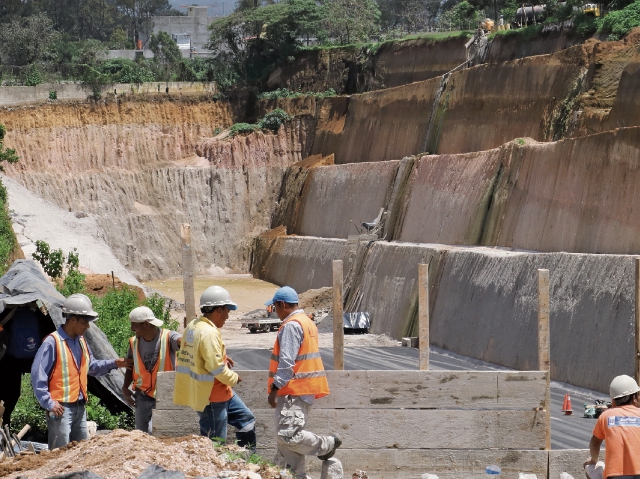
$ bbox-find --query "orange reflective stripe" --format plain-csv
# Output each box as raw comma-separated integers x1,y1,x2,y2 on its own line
268,313,329,399
130,329,174,398
48,332,90,403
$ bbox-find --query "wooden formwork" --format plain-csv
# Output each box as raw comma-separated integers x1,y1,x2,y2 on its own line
154,369,552,478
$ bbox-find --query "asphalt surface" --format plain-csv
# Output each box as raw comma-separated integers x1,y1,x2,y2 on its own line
228,345,609,450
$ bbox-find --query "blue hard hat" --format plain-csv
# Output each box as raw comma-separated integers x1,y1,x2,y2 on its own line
265,286,299,306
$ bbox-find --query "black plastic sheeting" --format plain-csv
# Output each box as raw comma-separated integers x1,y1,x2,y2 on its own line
0,259,131,413
29,465,203,479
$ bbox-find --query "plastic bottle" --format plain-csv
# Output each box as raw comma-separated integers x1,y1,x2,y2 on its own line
486,465,501,475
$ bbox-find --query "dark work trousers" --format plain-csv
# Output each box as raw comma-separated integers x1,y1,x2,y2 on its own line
0,355,34,426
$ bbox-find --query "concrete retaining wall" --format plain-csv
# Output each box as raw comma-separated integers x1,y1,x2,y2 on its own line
0,82,216,107
253,235,636,393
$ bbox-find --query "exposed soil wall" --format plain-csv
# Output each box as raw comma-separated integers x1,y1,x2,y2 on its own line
2,100,308,280
253,235,635,393
486,30,588,64
265,36,468,95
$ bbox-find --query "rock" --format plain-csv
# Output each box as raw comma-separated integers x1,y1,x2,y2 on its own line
560,473,575,479
86,421,97,438
321,458,343,479
420,475,439,479
352,471,368,479
518,475,537,479
238,472,262,479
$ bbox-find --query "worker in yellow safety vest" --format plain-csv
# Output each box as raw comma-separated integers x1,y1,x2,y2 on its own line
122,306,182,433
173,286,256,449
266,286,342,478
31,294,131,450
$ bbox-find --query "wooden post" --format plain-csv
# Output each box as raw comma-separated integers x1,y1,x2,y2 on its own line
333,260,344,371
181,224,196,328
537,268,551,451
418,263,429,370
635,258,640,384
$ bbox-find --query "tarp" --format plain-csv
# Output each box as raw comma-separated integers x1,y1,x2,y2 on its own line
0,259,130,412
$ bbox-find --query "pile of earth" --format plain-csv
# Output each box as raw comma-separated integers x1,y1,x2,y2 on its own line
0,430,284,479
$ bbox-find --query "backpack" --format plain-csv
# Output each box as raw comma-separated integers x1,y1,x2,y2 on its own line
7,307,43,359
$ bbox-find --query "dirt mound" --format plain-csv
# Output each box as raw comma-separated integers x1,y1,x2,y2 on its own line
1,430,281,479
83,274,146,302
298,287,332,314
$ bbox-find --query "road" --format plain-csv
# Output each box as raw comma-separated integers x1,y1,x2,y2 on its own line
228,345,609,450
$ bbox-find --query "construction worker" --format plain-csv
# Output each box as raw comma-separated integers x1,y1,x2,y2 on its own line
266,286,341,478
30,294,131,450
584,374,640,478
173,286,256,448
122,306,182,433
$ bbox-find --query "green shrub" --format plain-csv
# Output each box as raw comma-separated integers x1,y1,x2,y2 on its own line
597,1,640,39
92,287,141,357
24,65,42,86
11,375,48,434
258,88,337,100
229,122,260,136
49,90,57,101
58,269,87,297
258,108,291,132
86,393,133,430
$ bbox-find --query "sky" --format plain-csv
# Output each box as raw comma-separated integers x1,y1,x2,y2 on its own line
168,1,235,17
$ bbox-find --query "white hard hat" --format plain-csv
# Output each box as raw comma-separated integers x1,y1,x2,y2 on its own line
129,306,163,327
199,286,237,311
62,293,98,319
610,375,640,399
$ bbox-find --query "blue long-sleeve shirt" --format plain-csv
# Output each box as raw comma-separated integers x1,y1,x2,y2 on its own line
31,326,117,410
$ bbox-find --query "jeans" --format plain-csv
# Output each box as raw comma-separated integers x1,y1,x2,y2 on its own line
197,393,256,449
46,401,87,450
134,390,156,434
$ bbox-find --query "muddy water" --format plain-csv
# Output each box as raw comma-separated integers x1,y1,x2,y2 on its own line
143,275,279,317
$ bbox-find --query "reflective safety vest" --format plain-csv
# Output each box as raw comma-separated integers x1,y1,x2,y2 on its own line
48,331,90,403
130,329,175,399
268,312,330,398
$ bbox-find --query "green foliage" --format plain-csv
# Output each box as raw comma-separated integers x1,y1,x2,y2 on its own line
49,90,58,101
0,179,18,276
574,12,598,36
92,287,140,357
597,1,640,39
0,124,19,169
229,123,261,136
24,65,42,86
11,375,48,435
323,0,381,44
86,393,133,430
0,13,58,65
258,88,337,99
32,241,65,279
145,293,178,331
258,108,291,132
58,269,87,297
109,28,129,49
150,31,183,66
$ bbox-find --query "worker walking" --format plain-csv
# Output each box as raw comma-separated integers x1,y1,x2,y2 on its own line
122,306,181,433
31,294,131,450
173,286,256,449
266,286,341,479
584,374,640,478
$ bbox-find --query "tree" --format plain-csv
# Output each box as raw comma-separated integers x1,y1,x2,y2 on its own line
0,125,19,171
323,0,381,45
150,30,183,80
0,13,58,65
116,0,171,45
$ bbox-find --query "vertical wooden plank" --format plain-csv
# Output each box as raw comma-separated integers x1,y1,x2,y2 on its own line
418,263,429,371
333,260,344,371
537,268,551,451
636,258,640,385
181,224,196,328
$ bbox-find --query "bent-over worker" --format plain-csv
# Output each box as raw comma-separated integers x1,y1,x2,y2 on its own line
584,374,640,478
267,286,341,478
31,294,131,450
122,306,181,433
174,286,256,449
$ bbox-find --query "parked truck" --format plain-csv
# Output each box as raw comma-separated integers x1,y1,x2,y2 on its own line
241,305,282,333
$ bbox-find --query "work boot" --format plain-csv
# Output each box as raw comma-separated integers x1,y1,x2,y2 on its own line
318,433,342,461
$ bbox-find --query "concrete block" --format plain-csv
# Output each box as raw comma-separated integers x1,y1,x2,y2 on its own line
86,421,97,438
321,458,343,479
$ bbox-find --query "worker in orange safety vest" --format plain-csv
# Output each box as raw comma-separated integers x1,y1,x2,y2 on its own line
122,306,181,433
31,294,131,450
266,286,342,478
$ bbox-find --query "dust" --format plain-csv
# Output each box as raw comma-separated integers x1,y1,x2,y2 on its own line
0,430,282,479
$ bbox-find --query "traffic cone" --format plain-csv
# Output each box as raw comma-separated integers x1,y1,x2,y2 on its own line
562,393,573,415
